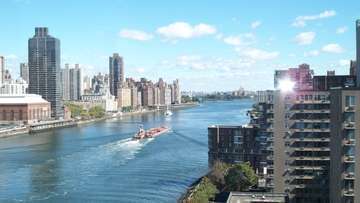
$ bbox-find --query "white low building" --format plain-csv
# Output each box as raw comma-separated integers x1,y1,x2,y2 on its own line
80,90,117,112
0,78,28,95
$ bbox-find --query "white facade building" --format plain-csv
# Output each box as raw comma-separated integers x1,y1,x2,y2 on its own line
80,89,117,112
0,78,28,95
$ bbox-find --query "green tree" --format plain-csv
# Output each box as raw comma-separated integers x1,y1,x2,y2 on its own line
224,162,258,192
88,106,105,118
189,177,218,203
208,161,230,187
65,103,83,118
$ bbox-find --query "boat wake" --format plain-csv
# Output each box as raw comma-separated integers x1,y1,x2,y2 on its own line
2,137,154,202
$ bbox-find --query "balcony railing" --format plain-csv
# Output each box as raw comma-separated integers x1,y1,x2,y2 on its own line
343,172,355,180
293,175,314,180
343,139,355,146
343,122,356,129
291,138,330,143
343,189,354,196
292,166,324,170
293,147,330,152
295,100,330,104
344,106,355,112
343,155,355,163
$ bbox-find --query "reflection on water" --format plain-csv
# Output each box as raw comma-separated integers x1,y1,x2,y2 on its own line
0,99,252,202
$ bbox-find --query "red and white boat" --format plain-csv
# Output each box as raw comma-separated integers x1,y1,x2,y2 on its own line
132,126,170,140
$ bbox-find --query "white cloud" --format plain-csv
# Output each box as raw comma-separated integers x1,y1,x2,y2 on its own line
251,21,262,29
304,50,320,57
171,55,253,71
119,29,153,41
292,10,336,27
236,47,279,61
223,33,256,46
157,22,216,40
321,43,344,53
176,55,207,70
336,26,348,34
294,32,316,45
136,68,145,73
339,59,350,66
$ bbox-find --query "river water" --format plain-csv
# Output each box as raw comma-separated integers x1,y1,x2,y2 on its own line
0,99,252,202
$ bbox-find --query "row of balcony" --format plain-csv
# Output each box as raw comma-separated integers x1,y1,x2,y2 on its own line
295,100,330,104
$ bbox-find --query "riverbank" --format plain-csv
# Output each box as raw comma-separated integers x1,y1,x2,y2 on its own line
0,102,199,138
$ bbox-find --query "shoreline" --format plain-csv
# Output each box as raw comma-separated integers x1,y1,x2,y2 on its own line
0,103,199,138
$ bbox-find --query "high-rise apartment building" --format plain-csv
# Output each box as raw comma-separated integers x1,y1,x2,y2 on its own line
117,86,131,109
208,125,264,172
60,64,70,101
328,20,360,203
173,79,181,104
356,20,360,87
142,85,154,107
109,53,124,97
28,27,63,118
274,64,314,90
329,89,360,203
61,64,82,101
20,63,29,83
69,64,82,100
273,89,331,202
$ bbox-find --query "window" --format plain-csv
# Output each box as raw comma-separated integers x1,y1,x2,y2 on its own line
345,130,355,140
344,146,355,156
344,112,355,122
346,96,356,107
345,163,355,173
234,135,243,144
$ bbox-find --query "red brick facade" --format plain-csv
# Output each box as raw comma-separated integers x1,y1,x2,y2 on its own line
0,103,51,123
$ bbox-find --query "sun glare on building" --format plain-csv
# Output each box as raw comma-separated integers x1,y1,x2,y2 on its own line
278,79,295,92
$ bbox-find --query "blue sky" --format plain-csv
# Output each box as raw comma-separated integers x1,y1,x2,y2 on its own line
0,0,359,91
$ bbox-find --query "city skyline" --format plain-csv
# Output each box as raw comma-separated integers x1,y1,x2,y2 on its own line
0,0,359,92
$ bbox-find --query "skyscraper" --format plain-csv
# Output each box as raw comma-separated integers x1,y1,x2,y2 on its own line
0,56,4,85
69,64,82,100
20,63,29,83
356,20,360,87
109,53,124,97
60,64,70,101
28,27,63,118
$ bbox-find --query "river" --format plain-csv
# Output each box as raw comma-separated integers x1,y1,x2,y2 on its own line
0,99,253,202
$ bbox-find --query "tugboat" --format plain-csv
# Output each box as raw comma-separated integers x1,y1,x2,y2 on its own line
132,125,170,140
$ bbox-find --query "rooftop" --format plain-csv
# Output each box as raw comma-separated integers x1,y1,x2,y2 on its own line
0,94,49,104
